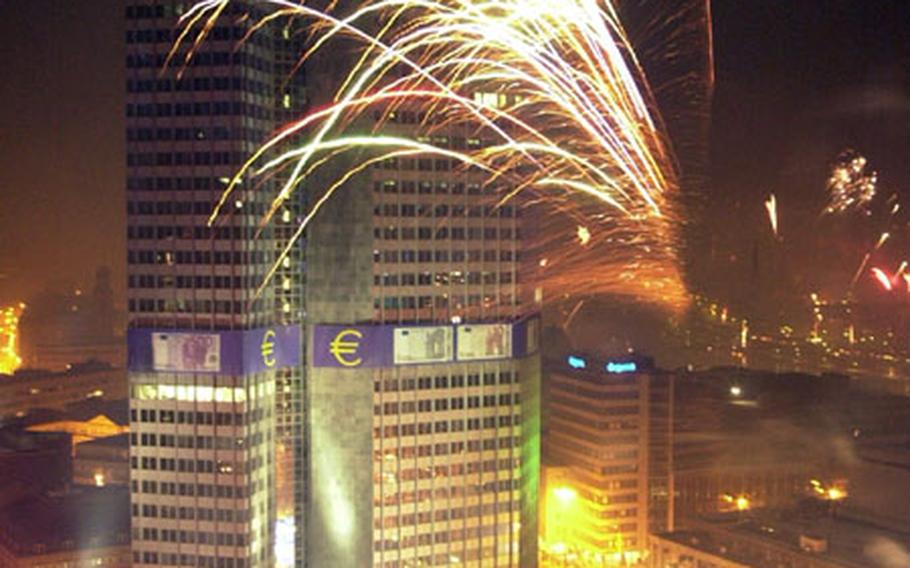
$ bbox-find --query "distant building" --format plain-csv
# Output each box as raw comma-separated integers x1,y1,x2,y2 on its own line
21,343,125,373
542,356,844,563
0,360,127,421
0,429,72,492
0,486,131,568
19,269,123,372
73,433,130,487
842,439,910,530
24,399,128,448
544,354,662,564
648,509,910,568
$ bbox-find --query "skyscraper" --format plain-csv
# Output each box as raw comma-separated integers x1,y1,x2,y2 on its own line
125,3,540,566
125,2,304,566
302,49,542,565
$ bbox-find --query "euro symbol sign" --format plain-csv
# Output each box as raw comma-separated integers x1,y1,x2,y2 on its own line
330,329,363,367
261,329,277,368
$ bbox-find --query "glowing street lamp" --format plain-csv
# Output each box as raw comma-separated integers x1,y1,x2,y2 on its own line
554,486,577,504
735,496,751,511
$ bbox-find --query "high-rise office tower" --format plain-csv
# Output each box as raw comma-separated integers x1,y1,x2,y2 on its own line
125,2,540,566
303,49,542,565
125,2,304,566
545,355,667,565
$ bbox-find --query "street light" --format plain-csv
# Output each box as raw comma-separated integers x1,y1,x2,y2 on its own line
554,486,577,504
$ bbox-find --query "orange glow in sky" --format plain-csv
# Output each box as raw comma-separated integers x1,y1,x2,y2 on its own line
0,304,24,375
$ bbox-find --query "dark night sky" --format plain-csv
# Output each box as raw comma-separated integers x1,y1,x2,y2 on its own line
708,0,910,315
1,1,910,315
0,0,124,306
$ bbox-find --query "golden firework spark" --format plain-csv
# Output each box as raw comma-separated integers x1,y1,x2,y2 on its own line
178,0,694,310
823,149,877,216
764,193,778,238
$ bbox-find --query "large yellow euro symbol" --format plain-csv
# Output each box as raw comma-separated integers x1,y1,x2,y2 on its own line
330,329,363,367
261,329,277,368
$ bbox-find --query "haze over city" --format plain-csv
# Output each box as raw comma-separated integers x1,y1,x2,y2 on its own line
1,1,910,567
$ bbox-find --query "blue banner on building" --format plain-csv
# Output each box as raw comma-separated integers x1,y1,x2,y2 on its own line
128,325,301,375
311,325,394,368
311,314,540,369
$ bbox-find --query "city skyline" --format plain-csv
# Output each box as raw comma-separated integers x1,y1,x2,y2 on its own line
2,2,910,568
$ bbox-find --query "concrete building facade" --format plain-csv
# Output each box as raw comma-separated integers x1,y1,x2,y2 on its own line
125,2,304,566
302,98,541,567
546,356,661,564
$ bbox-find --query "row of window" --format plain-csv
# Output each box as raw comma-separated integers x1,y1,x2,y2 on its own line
127,127,266,145
375,436,519,461
373,180,493,195
380,458,519,486
375,271,514,287
378,546,518,568
550,409,638,433
134,480,258,505
375,415,518,439
126,50,273,73
372,294,517,310
130,298,258,315
374,157,466,173
125,1,259,19
127,99,272,120
377,393,520,416
375,496,516,530
134,496,255,520
375,519,517,552
551,383,641,401
131,456,254,474
377,372,517,392
127,151,247,168
129,274,276,290
128,226,254,240
137,528,247,548
375,250,517,264
133,550,248,568
549,395,639,416
132,432,262,450
128,249,270,265
374,203,516,218
126,26,254,45
374,226,518,241
131,408,269,425
376,482,519,507
128,200,268,216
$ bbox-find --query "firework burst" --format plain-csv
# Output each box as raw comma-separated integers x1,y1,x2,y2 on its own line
177,0,695,310
823,149,877,216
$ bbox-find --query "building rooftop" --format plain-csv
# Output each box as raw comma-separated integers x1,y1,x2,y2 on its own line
77,431,129,450
15,397,128,427
658,508,910,568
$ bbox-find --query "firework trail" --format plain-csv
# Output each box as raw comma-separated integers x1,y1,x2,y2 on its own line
176,0,700,310
871,267,893,292
823,149,877,216
765,193,779,238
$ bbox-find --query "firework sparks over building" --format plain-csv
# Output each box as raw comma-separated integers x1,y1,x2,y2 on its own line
177,0,692,310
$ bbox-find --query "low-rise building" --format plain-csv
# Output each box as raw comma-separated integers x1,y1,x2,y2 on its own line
0,486,130,567
0,360,126,421
73,432,129,487
648,509,910,568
